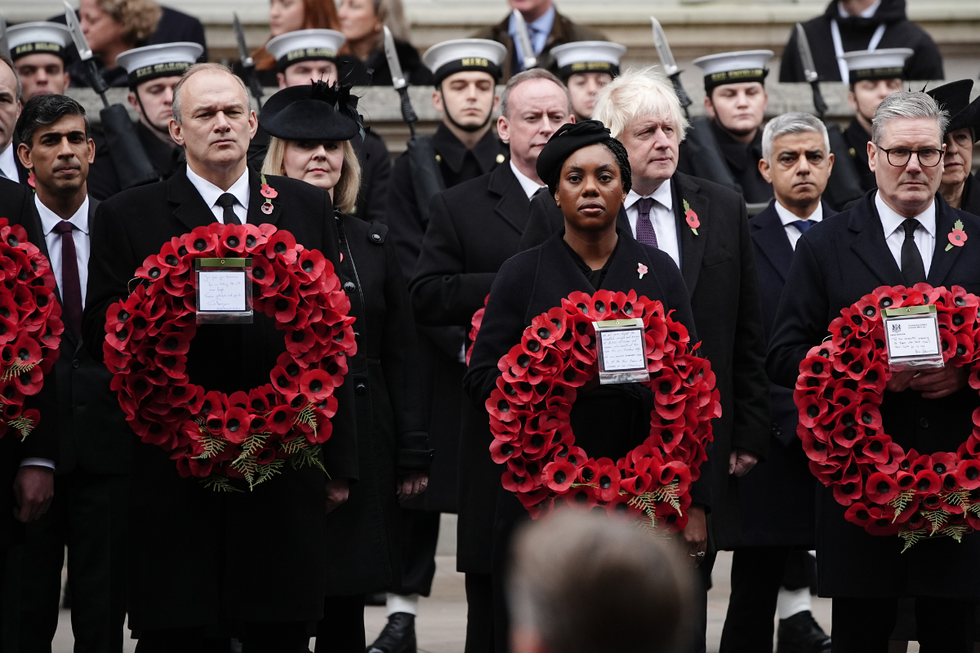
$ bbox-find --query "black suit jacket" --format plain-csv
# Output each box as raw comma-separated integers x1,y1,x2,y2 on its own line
23,197,130,476
518,171,770,549
81,165,358,629
767,192,980,597
410,161,532,572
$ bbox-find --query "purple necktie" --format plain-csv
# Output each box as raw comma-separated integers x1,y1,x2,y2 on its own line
53,221,82,340
635,197,659,248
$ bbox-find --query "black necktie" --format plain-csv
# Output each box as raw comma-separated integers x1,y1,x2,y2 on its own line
791,220,812,234
216,193,241,225
901,218,926,285
53,221,82,340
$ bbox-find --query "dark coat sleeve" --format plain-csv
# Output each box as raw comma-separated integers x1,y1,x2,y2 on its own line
82,198,135,360
778,26,804,82
518,191,563,251
410,191,497,326
355,131,392,225
384,153,424,281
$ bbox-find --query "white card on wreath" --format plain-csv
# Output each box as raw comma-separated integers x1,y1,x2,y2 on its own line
198,269,247,312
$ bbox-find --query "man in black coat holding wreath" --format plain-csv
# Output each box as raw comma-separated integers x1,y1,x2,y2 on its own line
768,91,980,650
82,63,357,651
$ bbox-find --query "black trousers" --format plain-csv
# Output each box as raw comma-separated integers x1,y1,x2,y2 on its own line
135,623,310,653
394,509,440,597
831,596,974,653
315,595,365,653
19,471,127,653
719,547,817,652
464,573,494,653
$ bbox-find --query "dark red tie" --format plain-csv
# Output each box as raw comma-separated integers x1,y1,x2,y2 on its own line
53,221,82,340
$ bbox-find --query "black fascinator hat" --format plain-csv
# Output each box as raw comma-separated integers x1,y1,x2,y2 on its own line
536,120,632,196
259,81,362,142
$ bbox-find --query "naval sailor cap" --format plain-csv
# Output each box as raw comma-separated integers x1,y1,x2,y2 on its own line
7,22,71,62
693,50,773,92
266,29,346,72
551,41,626,82
117,42,204,88
422,39,506,86
839,48,913,82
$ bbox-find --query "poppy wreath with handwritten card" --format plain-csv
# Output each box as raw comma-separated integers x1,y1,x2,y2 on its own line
103,222,356,491
486,290,720,531
0,218,63,441
795,284,980,550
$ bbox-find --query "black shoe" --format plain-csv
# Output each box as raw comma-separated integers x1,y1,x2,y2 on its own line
366,613,416,653
776,611,832,653
365,591,387,607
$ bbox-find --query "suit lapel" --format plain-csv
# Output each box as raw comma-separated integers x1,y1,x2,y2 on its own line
848,194,904,286
926,195,963,287
673,175,709,294
751,202,794,282
169,166,219,231
490,164,530,235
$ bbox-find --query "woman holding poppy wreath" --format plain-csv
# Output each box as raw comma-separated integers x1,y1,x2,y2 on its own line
260,81,433,652
463,120,706,650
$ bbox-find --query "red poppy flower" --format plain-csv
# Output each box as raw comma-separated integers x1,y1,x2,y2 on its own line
542,461,576,493
948,228,968,248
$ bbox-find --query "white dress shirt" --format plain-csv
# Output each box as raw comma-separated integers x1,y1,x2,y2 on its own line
625,182,680,268
875,191,935,277
510,161,546,200
186,166,250,224
0,143,18,181
774,201,824,251
36,194,91,309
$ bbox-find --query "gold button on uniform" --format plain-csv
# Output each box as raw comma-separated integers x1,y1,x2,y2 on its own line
496,153,506,164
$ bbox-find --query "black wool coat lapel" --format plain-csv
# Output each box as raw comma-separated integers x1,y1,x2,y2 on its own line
750,200,795,284
673,173,710,295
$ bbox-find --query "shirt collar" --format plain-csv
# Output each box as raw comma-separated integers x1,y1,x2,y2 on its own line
508,5,556,41
0,143,17,181
875,191,936,239
185,165,250,212
774,200,824,226
838,0,881,18
625,180,673,212
36,194,90,236
510,160,546,199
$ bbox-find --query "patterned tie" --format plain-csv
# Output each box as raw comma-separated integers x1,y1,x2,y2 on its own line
791,220,813,234
53,221,82,340
634,197,659,248
216,193,242,225
901,219,926,285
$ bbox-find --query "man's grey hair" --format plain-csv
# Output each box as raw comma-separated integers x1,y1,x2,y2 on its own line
592,66,690,142
507,510,693,653
0,53,23,105
762,112,830,162
871,91,949,145
499,68,571,119
171,62,249,125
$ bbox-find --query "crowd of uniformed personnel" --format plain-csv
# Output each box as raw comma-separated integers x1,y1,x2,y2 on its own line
0,0,978,651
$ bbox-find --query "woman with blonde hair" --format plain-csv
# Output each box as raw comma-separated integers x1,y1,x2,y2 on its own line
260,82,433,652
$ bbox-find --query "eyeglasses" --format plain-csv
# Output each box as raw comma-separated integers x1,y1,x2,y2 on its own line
875,145,945,167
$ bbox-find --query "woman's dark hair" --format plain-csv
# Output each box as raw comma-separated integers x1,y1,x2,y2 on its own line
16,94,89,148
538,120,632,196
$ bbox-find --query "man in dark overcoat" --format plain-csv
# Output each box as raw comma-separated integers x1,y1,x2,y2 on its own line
720,112,837,653
409,68,572,653
12,94,130,652
518,67,770,653
372,38,509,653
81,63,357,651
767,91,980,650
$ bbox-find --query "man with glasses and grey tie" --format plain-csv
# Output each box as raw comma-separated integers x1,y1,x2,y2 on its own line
768,92,980,649
519,66,770,653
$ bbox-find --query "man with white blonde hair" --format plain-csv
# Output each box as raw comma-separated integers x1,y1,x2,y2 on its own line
519,66,770,653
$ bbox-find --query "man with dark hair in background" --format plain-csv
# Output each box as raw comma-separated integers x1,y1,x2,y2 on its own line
7,23,72,102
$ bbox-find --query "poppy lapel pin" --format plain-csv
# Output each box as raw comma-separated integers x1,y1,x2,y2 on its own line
637,263,648,279
946,219,967,252
260,173,278,215
682,199,699,236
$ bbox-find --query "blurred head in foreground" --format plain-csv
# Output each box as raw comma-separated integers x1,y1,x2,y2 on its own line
507,510,694,653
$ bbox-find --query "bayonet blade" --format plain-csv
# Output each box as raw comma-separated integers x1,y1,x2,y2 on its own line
383,26,407,90
233,13,254,68
795,23,819,84
511,9,537,71
650,17,678,77
0,14,9,61
63,1,92,61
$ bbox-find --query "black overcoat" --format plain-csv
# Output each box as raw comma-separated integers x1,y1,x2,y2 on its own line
767,192,980,598
843,118,877,194
518,172,771,550
384,125,507,513
409,161,532,571
957,172,980,218
678,123,773,205
738,200,837,547
323,213,431,595
778,0,943,83
81,166,359,629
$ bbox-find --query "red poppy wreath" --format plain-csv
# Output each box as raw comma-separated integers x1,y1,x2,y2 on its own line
486,290,720,531
0,218,62,440
103,223,355,491
795,284,980,550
